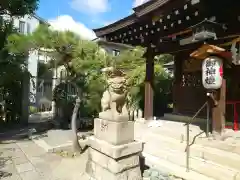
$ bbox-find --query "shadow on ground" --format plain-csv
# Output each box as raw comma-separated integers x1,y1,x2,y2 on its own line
0,121,52,142
0,152,12,179
0,118,93,143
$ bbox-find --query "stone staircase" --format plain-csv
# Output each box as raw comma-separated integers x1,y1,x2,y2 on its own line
135,120,240,180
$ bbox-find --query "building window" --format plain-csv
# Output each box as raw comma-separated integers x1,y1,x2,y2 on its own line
27,23,31,34
112,49,120,56
19,21,25,34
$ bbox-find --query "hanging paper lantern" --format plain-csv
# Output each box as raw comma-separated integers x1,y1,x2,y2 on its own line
202,56,223,90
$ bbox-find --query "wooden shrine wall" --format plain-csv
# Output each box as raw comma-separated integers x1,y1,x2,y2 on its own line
173,72,207,117
173,57,207,117
173,58,240,121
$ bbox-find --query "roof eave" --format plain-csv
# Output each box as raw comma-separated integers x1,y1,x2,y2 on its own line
93,14,136,32
33,14,50,26
97,39,133,49
133,0,157,11
93,0,174,37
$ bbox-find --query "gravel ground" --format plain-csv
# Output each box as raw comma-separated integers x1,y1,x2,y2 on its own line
143,168,185,180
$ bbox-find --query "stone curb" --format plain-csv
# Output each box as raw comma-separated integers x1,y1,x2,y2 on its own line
142,152,216,180
32,136,89,153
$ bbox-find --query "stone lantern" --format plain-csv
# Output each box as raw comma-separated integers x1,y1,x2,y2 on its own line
192,19,223,42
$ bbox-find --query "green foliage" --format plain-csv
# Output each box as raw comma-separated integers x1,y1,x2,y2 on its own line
29,106,37,114
154,54,174,65
14,25,107,118
8,22,173,119
0,20,28,84
0,20,27,89
0,0,39,16
0,0,39,123
80,72,105,117
112,47,173,113
113,46,146,71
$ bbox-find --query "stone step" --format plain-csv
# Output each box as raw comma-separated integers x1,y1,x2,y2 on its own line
135,122,240,155
141,134,240,180
196,137,240,155
143,152,216,180
140,132,240,170
157,120,204,132
135,121,206,144
143,143,240,180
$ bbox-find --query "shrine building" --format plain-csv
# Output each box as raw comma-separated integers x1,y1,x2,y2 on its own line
93,0,240,134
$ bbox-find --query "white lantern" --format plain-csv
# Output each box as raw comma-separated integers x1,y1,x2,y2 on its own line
202,56,223,90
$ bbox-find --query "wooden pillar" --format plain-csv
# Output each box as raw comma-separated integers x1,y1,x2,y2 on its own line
173,55,182,114
212,79,226,134
144,48,154,120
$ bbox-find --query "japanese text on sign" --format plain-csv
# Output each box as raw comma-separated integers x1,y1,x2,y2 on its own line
202,56,223,90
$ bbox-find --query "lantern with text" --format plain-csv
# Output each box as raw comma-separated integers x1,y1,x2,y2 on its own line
202,56,223,90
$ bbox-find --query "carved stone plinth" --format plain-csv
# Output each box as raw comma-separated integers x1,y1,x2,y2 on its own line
94,118,134,145
99,110,129,122
86,137,143,180
86,159,142,180
86,68,143,180
87,117,143,180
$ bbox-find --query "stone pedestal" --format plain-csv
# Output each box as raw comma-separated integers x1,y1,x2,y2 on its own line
94,118,134,145
86,113,143,180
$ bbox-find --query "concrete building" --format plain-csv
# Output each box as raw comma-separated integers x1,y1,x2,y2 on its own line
36,48,54,112
93,38,133,56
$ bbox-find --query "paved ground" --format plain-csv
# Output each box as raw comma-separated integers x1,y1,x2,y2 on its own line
0,137,89,180
0,119,192,180
38,129,93,148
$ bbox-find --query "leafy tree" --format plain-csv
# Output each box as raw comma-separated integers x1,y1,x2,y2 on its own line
112,47,173,117
0,0,39,124
0,0,39,16
154,54,173,65
8,24,107,151
8,22,173,150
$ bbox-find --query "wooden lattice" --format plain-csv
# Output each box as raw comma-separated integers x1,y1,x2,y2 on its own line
181,72,202,87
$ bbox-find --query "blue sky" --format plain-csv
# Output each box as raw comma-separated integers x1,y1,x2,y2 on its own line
36,0,149,39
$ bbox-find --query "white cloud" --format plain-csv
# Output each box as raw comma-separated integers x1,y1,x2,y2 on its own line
129,10,134,15
48,15,96,40
90,18,115,27
133,0,150,7
103,20,116,26
70,0,110,14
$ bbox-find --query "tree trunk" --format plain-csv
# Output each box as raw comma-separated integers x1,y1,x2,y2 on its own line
71,97,83,152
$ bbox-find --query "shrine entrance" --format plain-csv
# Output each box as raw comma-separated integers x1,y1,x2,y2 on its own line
173,55,207,118
93,0,240,134
172,44,240,133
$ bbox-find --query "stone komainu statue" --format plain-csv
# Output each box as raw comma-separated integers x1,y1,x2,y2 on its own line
100,67,127,115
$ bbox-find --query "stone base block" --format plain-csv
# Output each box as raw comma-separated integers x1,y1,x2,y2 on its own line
88,136,143,159
86,158,142,180
88,147,140,174
99,110,129,122
94,118,134,145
